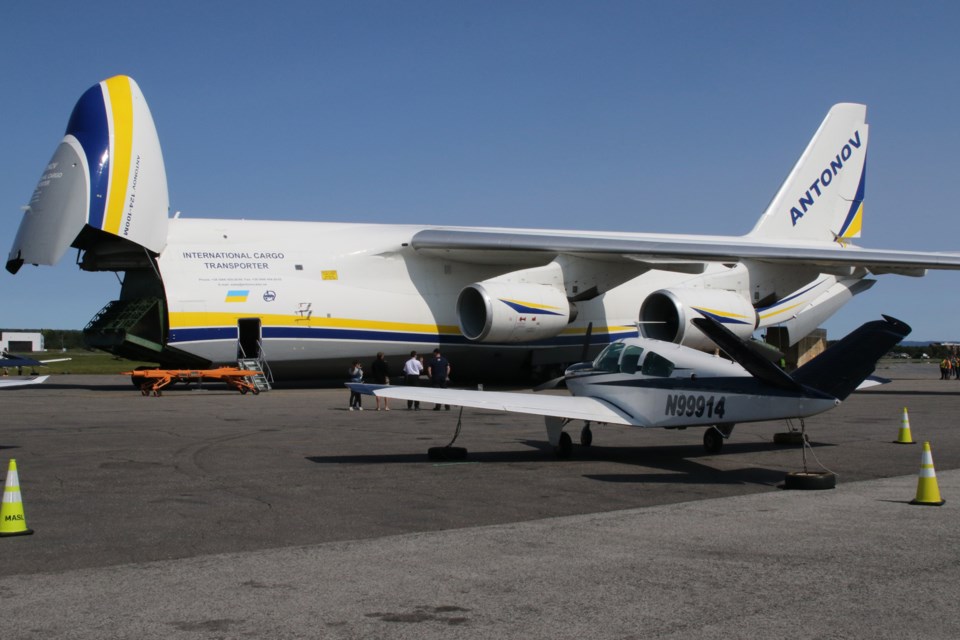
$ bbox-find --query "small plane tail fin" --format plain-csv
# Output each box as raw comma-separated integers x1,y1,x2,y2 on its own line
747,103,868,244
791,315,911,401
7,76,168,274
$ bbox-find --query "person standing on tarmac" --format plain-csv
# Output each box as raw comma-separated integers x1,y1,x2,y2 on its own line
402,351,423,410
427,348,451,410
370,352,391,411
347,360,364,411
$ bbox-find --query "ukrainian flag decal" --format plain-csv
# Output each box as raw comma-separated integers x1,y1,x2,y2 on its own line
225,290,249,303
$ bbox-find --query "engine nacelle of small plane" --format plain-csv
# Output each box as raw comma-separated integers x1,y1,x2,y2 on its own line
457,282,574,343
639,288,757,350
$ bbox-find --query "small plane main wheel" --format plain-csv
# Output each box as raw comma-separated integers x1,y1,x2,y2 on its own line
580,424,593,447
239,387,248,395
556,432,573,458
427,446,468,461
773,431,807,445
251,387,260,395
703,427,724,454
783,471,837,490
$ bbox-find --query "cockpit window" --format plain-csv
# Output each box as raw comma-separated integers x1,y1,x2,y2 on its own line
620,345,644,374
593,342,625,373
640,351,675,377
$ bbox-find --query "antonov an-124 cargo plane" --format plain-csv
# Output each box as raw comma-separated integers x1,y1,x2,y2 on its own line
7,76,960,380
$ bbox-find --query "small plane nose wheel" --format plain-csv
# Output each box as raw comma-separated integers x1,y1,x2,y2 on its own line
580,423,593,447
703,424,734,453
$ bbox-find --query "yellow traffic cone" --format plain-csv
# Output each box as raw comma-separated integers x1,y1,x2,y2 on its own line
0,459,34,536
894,407,915,444
910,442,945,506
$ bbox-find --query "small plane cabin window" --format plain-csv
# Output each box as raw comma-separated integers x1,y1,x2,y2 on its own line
640,351,675,377
593,342,625,373
620,345,644,374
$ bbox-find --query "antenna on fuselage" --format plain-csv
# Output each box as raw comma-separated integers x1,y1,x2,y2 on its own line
579,322,594,363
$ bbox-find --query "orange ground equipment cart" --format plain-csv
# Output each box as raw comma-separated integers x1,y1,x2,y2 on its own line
123,367,262,396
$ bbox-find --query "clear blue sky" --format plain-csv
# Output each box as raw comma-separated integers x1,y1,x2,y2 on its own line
3,1,960,340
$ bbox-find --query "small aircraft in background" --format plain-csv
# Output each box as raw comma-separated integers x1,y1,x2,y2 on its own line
0,352,70,388
0,375,49,389
351,314,910,458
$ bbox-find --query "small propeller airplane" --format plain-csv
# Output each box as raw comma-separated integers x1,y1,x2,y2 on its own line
349,314,910,458
0,352,70,389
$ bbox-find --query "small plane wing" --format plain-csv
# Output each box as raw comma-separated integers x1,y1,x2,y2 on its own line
347,383,636,426
0,376,49,389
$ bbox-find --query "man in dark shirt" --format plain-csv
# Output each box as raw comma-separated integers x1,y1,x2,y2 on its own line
427,348,451,410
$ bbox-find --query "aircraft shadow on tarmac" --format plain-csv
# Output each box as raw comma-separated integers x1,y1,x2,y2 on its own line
307,439,826,487
860,389,960,397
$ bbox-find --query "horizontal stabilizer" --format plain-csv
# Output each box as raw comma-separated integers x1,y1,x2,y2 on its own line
856,375,890,390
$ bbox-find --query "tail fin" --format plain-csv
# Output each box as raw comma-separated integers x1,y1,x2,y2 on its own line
7,76,168,274
792,315,911,400
747,103,868,244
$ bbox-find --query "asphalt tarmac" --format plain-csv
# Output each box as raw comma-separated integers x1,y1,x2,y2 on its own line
0,363,957,638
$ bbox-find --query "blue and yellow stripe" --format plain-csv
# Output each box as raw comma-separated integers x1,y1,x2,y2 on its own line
64,75,136,233
166,312,634,348
757,280,825,322
692,306,754,326
835,155,866,241
499,298,566,315
101,76,134,236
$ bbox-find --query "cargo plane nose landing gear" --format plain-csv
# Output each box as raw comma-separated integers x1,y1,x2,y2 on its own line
703,424,735,453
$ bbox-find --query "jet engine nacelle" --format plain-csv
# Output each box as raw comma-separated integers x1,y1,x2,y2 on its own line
639,288,757,350
457,282,573,343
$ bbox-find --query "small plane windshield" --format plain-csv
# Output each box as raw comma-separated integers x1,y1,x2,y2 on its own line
592,342,647,375
640,351,675,377
620,345,644,374
593,342,625,373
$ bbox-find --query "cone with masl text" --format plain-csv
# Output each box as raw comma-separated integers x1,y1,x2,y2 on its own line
910,442,945,506
0,459,34,536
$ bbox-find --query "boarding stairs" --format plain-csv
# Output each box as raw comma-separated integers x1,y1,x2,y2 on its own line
83,297,167,361
237,341,273,392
